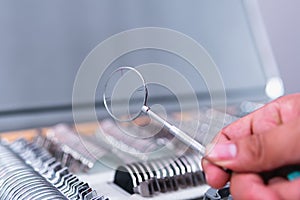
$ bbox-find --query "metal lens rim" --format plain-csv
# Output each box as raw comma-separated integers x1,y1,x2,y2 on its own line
103,66,148,122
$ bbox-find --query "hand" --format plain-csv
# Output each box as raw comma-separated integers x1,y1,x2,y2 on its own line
202,93,300,199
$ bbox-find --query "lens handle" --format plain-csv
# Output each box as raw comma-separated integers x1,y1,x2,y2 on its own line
141,105,206,156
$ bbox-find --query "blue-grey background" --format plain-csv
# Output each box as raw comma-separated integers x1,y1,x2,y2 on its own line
0,0,298,131
259,0,300,94
0,0,266,111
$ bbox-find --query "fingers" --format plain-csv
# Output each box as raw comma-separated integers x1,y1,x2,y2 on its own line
221,93,300,140
221,99,282,139
202,133,230,188
203,94,300,189
276,93,300,122
203,100,283,184
230,173,300,200
202,101,282,188
202,94,300,197
269,178,300,200
205,118,300,172
202,159,230,188
230,173,280,200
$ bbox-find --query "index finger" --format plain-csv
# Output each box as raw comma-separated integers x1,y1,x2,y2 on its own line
202,132,230,188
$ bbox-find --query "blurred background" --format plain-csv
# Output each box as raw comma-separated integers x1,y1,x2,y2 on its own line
259,0,300,94
0,0,299,130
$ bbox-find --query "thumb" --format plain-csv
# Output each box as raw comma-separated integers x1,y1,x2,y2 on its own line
205,118,300,172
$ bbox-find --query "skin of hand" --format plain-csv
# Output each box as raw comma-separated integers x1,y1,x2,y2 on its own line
202,93,300,200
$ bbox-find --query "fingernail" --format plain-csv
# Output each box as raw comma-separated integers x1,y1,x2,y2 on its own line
206,143,237,160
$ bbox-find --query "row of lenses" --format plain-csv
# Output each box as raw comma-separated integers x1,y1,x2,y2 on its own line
35,124,108,173
0,139,108,200
114,153,206,197
0,141,67,200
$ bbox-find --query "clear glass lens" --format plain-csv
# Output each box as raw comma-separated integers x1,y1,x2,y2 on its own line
103,67,147,121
